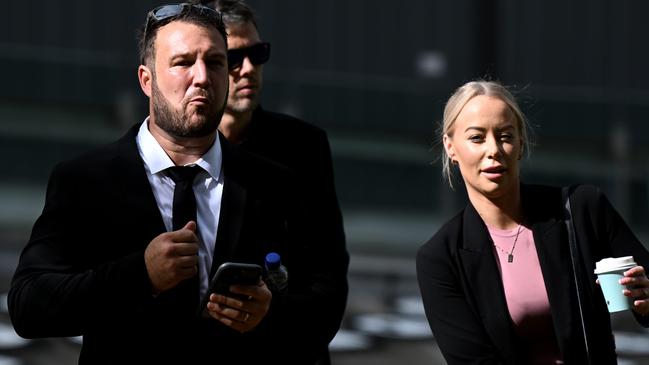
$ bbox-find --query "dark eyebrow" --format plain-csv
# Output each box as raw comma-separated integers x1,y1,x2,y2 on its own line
168,52,226,66
169,51,191,59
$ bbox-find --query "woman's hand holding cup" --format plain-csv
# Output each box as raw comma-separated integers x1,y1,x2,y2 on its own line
620,265,649,316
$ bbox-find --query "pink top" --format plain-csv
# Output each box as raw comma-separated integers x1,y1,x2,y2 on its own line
488,225,563,365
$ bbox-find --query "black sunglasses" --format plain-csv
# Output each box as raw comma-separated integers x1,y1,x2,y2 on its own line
227,42,271,70
143,3,221,42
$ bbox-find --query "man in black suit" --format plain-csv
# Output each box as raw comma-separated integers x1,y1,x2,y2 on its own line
9,4,338,364
202,1,350,363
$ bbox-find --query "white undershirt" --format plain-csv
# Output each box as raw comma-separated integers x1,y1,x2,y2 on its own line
135,119,223,300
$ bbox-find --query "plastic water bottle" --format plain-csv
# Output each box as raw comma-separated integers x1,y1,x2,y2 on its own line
265,252,288,293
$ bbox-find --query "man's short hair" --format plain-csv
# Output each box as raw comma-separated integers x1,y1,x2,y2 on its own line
199,0,258,29
137,3,228,66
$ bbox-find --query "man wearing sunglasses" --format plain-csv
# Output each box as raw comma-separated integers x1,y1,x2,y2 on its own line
9,3,315,363
199,1,349,364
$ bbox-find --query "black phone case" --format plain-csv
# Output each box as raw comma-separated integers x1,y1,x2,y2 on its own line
197,262,262,317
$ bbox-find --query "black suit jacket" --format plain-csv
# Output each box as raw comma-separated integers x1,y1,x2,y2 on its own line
8,123,334,364
416,184,649,364
240,106,349,349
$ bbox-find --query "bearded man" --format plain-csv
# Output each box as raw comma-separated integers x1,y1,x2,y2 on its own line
8,4,323,363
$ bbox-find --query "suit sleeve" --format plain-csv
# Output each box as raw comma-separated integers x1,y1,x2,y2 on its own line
416,236,506,365
8,162,153,338
295,129,349,339
582,186,649,327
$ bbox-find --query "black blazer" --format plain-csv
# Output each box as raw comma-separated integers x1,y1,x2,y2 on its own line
416,184,649,365
242,106,350,350
243,107,346,261
8,124,334,364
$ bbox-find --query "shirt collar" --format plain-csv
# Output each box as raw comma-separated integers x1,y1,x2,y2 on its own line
136,118,222,181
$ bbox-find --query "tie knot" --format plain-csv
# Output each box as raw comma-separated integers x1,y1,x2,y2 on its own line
166,165,202,184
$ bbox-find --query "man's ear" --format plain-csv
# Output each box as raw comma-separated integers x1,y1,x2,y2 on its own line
138,65,153,97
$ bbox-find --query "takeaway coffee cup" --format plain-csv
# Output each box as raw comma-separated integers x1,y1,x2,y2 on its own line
594,256,636,313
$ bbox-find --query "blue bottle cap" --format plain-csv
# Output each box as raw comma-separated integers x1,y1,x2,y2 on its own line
265,252,281,269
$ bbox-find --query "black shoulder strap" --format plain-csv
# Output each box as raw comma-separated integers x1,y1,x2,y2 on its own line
562,186,592,365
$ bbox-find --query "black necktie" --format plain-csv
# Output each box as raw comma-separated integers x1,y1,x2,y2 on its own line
166,165,202,313
167,165,202,230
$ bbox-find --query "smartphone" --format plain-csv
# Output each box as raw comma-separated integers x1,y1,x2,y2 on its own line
198,262,262,317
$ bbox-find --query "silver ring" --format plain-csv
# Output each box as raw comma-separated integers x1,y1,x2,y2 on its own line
244,313,250,322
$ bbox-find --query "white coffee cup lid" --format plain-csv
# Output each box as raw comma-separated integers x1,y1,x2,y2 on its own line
594,256,636,274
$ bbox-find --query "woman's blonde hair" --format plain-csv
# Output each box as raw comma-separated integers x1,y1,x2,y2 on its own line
440,80,531,188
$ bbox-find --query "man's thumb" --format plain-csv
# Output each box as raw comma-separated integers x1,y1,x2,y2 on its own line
183,221,197,232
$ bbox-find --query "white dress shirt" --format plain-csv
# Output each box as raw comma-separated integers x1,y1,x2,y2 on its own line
135,119,223,300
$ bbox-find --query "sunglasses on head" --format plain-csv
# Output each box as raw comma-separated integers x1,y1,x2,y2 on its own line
143,3,221,42
227,42,271,70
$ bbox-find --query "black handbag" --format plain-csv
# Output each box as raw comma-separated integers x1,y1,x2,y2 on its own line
562,186,592,365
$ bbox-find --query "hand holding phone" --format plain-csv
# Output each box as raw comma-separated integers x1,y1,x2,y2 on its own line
198,262,262,317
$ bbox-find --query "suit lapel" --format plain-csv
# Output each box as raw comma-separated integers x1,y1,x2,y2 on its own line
531,220,576,357
111,125,166,240
523,185,578,361
210,136,247,277
459,205,520,363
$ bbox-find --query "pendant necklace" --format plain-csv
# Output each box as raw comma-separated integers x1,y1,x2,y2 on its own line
494,224,522,263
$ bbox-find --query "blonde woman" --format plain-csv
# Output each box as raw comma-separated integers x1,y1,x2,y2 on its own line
416,80,649,364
